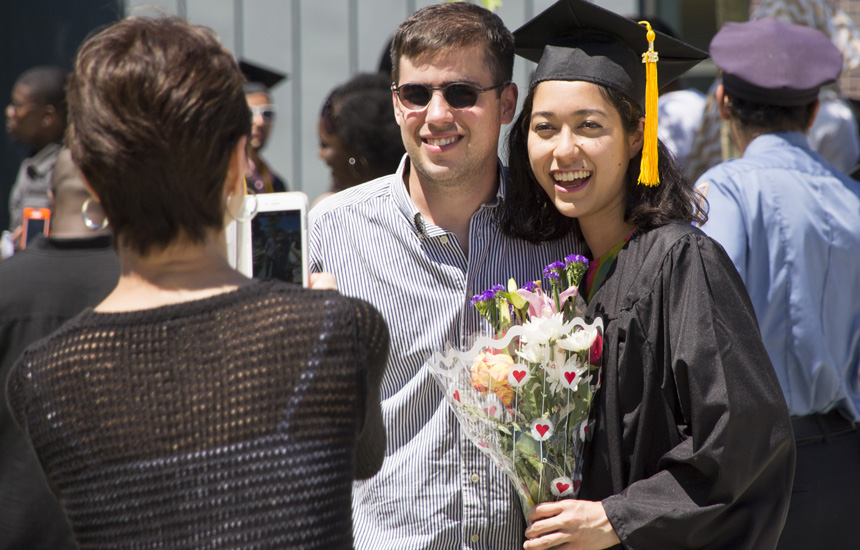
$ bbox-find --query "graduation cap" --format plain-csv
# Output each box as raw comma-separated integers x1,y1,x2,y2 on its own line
513,0,707,185
239,59,287,92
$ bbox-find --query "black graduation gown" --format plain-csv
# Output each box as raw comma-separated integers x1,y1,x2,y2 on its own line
577,222,795,549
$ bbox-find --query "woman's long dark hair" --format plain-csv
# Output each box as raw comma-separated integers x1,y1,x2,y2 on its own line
500,82,708,244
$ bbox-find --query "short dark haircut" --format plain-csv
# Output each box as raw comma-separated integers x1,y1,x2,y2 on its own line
16,65,68,121
391,2,514,87
725,92,817,133
322,72,405,181
66,17,251,256
500,82,707,244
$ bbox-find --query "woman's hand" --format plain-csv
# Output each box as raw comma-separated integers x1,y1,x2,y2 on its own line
309,272,338,290
523,499,620,550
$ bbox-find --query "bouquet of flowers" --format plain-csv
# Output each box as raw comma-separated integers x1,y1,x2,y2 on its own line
429,255,603,519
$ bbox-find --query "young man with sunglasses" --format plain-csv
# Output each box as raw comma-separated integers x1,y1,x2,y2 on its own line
309,4,583,549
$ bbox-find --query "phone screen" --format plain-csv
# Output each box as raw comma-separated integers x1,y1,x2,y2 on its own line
250,209,304,285
25,217,47,245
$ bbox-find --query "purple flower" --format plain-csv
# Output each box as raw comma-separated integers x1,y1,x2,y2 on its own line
522,281,538,293
471,289,496,305
565,254,589,268
543,261,565,278
546,271,560,280
491,284,506,295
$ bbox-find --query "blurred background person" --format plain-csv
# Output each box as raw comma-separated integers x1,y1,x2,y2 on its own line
752,0,860,173
6,16,388,549
697,18,860,550
313,72,405,207
3,66,67,256
685,0,860,181
241,59,289,193
0,147,117,550
378,36,394,78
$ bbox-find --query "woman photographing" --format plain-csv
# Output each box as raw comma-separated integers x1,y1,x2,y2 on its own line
6,16,387,549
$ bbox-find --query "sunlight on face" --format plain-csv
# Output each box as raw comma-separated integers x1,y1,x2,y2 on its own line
527,80,640,231
393,45,514,191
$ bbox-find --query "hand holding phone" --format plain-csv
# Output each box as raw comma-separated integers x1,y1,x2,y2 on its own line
20,207,51,249
235,192,309,287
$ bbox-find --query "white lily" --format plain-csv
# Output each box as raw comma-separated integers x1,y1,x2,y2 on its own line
521,312,576,347
557,322,598,353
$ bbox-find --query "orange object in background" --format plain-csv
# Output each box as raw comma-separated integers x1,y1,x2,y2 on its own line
20,207,51,249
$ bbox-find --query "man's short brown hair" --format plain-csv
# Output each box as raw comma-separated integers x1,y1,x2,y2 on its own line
390,2,514,87
67,16,251,255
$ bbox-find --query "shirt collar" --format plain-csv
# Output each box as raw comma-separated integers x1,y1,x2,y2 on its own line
23,142,63,177
390,154,508,237
745,131,810,156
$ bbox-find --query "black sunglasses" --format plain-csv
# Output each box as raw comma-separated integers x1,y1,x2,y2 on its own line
392,81,510,110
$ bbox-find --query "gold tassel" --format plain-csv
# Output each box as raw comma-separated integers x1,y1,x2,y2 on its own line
638,21,660,186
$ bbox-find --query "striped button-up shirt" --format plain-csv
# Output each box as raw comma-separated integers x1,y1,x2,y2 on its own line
309,156,584,550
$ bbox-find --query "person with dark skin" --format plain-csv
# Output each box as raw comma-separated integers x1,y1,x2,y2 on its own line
4,66,67,251
0,148,117,550
314,72,405,206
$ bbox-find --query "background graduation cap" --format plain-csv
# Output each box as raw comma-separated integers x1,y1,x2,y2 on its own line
239,59,287,93
513,0,706,108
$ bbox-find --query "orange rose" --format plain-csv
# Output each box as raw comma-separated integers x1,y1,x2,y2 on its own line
470,352,515,407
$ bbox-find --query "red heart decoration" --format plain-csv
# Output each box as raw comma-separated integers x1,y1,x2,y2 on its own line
453,390,460,402
573,479,582,491
564,372,577,385
488,406,497,416
512,370,526,383
556,482,570,493
535,424,549,437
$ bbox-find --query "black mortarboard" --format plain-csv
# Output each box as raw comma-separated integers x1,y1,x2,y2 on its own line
239,59,287,92
710,18,842,106
513,0,707,107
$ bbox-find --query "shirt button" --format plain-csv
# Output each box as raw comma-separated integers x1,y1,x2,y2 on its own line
440,235,449,245
470,473,480,483
470,533,480,543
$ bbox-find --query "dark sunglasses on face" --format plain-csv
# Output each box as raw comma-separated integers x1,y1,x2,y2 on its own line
250,104,277,122
391,81,510,110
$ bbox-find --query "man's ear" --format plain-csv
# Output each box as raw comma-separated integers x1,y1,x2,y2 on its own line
716,84,731,121
500,82,518,124
41,105,60,129
807,99,821,131
392,89,404,127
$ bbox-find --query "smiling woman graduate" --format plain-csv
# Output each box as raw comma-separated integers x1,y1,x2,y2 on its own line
499,1,795,549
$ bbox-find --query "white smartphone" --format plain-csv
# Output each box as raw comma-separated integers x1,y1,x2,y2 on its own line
233,191,309,287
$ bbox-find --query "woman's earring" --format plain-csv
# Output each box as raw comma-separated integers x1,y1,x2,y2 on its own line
81,197,109,231
226,190,258,223
347,156,369,180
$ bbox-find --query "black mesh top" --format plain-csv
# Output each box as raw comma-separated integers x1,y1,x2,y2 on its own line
6,280,389,549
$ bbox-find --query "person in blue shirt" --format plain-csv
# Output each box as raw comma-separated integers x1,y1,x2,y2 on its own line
697,18,860,550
